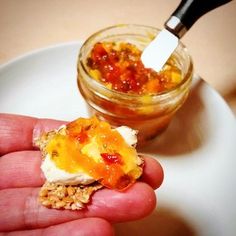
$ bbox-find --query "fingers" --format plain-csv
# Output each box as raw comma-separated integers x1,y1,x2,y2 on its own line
140,156,164,189
0,151,44,190
87,182,156,222
5,218,114,236
0,114,35,155
0,113,64,155
0,183,156,232
0,151,163,190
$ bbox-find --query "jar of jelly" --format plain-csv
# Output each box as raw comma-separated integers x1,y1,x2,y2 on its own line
77,24,193,147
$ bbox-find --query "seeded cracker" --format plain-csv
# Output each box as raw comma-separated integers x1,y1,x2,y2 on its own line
39,182,103,210
35,117,143,210
35,126,103,210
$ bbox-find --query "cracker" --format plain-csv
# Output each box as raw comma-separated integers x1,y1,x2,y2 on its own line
36,126,103,210
34,126,66,160
39,181,103,210
35,118,142,210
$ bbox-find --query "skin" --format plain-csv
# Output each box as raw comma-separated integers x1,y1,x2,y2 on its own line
0,114,164,236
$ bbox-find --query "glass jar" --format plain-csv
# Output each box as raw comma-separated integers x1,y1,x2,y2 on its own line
77,24,193,147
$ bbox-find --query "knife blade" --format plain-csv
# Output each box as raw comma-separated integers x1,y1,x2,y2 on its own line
141,0,232,72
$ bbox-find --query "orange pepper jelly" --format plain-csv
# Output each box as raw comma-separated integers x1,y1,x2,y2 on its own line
45,117,143,190
86,42,182,94
77,25,193,147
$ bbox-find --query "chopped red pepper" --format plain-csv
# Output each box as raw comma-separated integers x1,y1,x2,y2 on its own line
87,42,182,94
101,153,123,165
68,129,88,143
75,130,88,143
91,42,108,64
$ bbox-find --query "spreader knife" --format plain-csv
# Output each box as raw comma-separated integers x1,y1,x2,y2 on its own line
141,0,232,72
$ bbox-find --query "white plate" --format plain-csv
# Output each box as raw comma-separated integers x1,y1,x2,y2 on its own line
1,42,236,236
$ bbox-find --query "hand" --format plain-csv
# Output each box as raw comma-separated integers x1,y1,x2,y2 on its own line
0,114,164,236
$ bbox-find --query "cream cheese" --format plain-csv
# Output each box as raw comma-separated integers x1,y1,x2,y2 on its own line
41,126,138,185
41,154,95,185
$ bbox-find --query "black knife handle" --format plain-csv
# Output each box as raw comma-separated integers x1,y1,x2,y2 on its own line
165,0,232,38
173,0,232,29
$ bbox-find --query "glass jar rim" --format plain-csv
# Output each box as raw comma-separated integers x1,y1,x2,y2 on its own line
78,24,193,99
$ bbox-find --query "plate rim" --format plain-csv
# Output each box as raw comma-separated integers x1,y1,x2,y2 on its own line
0,41,83,70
